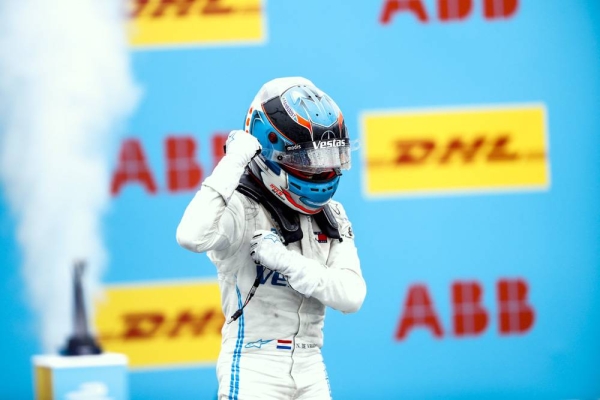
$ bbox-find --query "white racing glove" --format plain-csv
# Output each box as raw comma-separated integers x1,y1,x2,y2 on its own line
250,230,326,297
203,130,261,201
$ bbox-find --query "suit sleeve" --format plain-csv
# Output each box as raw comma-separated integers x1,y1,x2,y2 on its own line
176,153,247,255
176,185,244,254
280,202,366,313
309,203,366,313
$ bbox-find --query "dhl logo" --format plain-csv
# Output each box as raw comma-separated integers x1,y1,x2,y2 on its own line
129,0,264,48
95,280,223,368
362,104,550,196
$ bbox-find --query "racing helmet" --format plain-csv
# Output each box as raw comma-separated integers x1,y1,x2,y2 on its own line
245,77,352,214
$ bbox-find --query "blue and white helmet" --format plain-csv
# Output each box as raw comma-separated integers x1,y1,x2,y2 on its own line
245,77,352,214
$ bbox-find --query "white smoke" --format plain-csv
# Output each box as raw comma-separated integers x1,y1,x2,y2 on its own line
0,0,139,352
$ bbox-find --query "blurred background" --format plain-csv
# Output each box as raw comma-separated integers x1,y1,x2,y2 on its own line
0,0,599,399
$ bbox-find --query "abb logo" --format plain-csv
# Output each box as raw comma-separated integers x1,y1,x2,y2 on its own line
130,0,257,19
110,133,227,196
395,278,534,340
380,0,518,24
100,308,224,341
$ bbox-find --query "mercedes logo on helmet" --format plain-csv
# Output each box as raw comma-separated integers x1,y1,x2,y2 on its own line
321,130,336,140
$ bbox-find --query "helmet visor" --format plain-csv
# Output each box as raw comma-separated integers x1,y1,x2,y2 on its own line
270,138,356,174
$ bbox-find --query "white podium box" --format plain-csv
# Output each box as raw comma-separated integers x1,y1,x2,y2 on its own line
32,353,128,400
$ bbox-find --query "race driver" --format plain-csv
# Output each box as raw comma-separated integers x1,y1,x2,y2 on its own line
176,77,366,400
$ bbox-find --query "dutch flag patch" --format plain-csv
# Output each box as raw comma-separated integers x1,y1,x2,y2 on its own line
277,339,292,350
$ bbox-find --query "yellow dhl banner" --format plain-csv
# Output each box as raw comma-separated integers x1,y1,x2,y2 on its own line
362,104,550,196
95,280,223,368
129,0,265,48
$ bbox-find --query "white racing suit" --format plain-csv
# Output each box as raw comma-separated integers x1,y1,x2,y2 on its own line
177,174,366,399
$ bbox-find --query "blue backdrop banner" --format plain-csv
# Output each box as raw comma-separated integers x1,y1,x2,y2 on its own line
1,1,599,399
